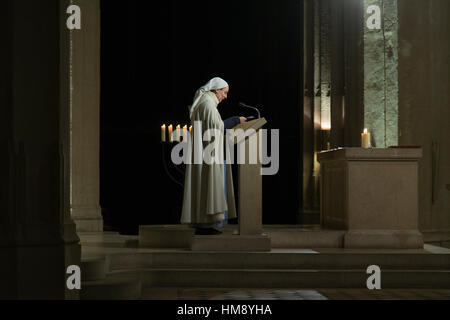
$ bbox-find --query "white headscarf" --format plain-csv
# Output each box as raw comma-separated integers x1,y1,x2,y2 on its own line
188,77,229,119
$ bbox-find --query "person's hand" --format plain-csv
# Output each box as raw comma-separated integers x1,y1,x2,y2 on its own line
239,117,247,123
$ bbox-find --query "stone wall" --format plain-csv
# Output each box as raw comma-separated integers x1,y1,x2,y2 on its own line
398,0,450,240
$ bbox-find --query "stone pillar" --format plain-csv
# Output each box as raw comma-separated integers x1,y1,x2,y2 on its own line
71,0,103,232
0,0,81,299
301,0,317,223
312,1,323,211
342,0,365,147
329,0,345,149
362,0,399,148
398,0,450,244
319,0,331,131
301,0,324,224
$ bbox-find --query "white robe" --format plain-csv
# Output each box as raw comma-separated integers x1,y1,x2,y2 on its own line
181,91,237,224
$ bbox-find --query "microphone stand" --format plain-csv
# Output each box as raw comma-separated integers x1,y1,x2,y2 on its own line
239,102,261,119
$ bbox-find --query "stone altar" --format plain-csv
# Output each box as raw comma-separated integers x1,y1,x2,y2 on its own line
317,147,424,249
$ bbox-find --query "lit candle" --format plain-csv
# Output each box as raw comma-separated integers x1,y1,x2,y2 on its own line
161,124,166,142
189,125,192,134
361,128,371,148
183,125,188,142
168,124,173,143
176,125,181,142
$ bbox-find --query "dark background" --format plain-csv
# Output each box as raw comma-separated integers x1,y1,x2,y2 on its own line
100,0,303,234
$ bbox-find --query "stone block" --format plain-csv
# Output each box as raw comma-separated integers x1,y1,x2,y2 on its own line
139,225,194,248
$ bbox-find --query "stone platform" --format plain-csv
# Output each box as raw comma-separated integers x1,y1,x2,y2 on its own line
139,225,271,251
138,225,346,249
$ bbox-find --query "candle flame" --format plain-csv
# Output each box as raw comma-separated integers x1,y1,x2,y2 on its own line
363,128,368,134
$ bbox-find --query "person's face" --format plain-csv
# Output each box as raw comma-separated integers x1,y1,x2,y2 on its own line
215,86,229,103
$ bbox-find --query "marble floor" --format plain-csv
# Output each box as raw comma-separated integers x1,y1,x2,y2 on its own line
142,287,450,300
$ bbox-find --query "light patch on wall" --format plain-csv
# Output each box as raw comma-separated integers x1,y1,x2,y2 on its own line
363,0,399,148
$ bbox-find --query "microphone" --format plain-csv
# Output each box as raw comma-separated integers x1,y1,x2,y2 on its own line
238,102,261,119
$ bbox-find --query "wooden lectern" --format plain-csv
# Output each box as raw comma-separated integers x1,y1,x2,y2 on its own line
232,118,267,235
190,118,271,251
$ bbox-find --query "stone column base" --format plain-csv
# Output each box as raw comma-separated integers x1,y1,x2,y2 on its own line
344,229,424,249
0,242,81,299
72,206,103,232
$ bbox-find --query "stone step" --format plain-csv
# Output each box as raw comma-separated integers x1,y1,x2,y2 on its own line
80,273,141,300
81,256,107,281
109,268,450,289
267,229,345,248
190,234,271,251
79,231,138,248
107,251,450,271
139,225,194,248
138,225,345,248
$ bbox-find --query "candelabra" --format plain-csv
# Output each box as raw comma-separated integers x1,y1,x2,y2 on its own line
160,124,190,188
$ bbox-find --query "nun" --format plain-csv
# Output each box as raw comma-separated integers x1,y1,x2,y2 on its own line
181,77,246,235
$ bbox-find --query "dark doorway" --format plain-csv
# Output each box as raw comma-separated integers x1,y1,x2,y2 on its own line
100,0,303,234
